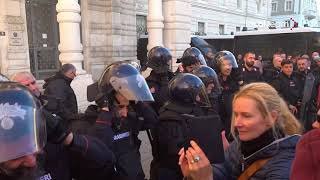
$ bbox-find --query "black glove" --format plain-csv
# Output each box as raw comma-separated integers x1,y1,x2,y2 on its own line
43,109,71,144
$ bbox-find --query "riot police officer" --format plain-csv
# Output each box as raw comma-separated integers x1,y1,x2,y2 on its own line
144,46,174,113
208,50,239,140
88,62,157,180
192,65,222,114
0,82,116,180
176,47,207,74
150,73,223,180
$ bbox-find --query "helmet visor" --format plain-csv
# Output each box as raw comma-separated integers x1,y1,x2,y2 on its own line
110,74,154,102
221,52,238,68
0,90,47,163
196,85,211,108
198,53,207,66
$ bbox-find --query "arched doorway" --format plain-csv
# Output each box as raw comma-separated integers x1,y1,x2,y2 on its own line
25,0,60,79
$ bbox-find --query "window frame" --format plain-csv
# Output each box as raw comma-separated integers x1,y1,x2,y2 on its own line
271,1,278,12
284,0,293,11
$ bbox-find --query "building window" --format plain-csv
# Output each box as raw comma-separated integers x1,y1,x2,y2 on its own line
237,0,242,8
285,0,293,11
136,15,147,38
197,22,206,36
271,2,278,12
236,26,241,32
219,24,225,35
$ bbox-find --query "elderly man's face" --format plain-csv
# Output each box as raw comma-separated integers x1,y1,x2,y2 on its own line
14,74,41,97
297,59,308,72
65,69,77,80
273,54,283,68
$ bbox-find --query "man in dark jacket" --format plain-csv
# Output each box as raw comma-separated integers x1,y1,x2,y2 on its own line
43,64,78,121
296,57,319,131
272,60,304,117
263,52,282,83
0,82,115,180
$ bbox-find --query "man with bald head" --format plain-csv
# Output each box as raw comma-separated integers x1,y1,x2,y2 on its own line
11,71,41,97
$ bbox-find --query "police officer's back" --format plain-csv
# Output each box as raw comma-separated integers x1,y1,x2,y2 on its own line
150,73,217,180
143,46,174,113
208,51,240,140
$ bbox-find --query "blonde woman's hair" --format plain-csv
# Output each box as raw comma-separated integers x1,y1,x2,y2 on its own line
231,83,302,139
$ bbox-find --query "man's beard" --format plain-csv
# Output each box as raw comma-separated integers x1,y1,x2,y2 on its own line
245,61,254,67
0,155,46,180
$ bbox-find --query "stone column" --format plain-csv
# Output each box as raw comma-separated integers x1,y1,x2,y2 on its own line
56,0,84,73
0,0,30,76
56,0,93,112
147,0,164,50
163,0,191,69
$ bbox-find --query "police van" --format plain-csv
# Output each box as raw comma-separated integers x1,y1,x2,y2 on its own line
201,35,234,52
233,27,320,61
137,27,320,66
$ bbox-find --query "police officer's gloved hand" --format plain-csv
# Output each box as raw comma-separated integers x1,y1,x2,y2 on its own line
43,109,71,144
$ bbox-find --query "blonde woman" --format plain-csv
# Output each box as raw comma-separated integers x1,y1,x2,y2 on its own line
179,82,302,180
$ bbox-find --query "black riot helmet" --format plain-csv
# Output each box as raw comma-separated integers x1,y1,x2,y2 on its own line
147,46,172,73
98,62,154,102
0,82,46,163
209,50,238,71
168,73,211,107
177,47,207,66
0,73,9,82
192,66,221,94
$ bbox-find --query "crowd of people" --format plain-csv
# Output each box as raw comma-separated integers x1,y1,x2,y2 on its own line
0,46,320,180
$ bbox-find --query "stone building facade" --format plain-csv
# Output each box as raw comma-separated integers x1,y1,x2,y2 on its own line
271,0,319,28
136,0,272,38
0,0,272,110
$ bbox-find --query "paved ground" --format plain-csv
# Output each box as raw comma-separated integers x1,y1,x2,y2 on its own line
138,131,153,179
